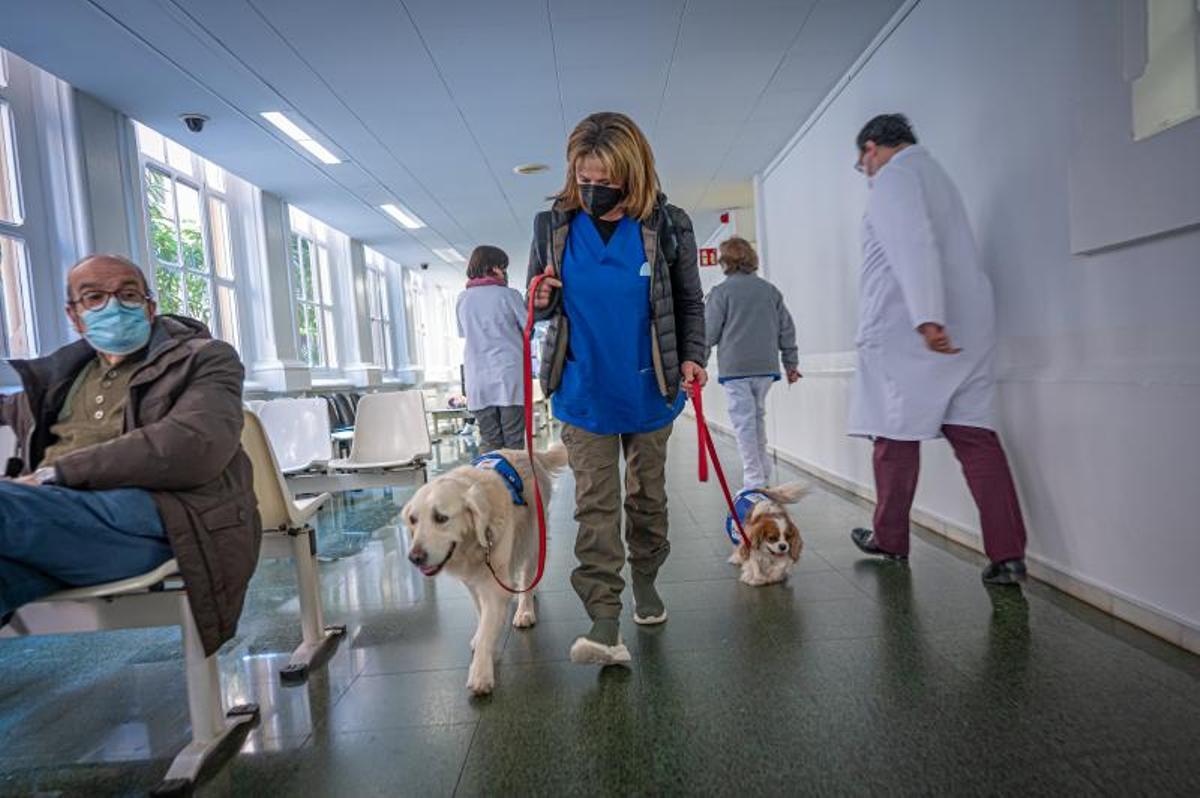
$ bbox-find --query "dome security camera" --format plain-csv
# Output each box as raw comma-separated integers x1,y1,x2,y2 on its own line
180,113,209,133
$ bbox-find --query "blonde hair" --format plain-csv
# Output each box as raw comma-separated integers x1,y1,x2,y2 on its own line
554,112,660,222
719,237,758,275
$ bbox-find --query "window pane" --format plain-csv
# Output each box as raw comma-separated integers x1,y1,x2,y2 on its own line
155,265,182,315
378,271,391,322
203,159,226,193
323,309,338,368
145,168,179,265
289,236,301,297
208,197,234,281
384,323,395,371
371,319,384,368
185,272,211,324
295,302,311,365
367,270,380,317
0,234,34,358
216,284,240,351
317,245,333,307
1133,0,1200,140
166,138,194,175
0,102,24,226
135,122,166,162
176,182,206,272
300,238,314,299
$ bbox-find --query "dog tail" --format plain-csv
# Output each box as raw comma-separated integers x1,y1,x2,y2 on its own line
760,481,811,505
536,442,569,477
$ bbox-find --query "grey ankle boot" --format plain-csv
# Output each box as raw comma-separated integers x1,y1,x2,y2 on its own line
631,571,667,625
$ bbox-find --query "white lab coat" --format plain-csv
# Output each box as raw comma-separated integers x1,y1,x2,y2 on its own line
456,285,526,411
848,146,998,441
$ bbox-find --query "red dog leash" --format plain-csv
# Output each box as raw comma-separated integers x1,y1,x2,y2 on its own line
691,383,750,548
485,274,551,595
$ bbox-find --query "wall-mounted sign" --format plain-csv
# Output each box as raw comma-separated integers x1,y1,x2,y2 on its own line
699,247,719,267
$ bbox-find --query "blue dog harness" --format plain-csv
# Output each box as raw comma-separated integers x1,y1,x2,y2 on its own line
472,453,526,506
725,489,769,545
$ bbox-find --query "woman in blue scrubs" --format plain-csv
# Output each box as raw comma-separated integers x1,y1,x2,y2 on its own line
528,112,708,666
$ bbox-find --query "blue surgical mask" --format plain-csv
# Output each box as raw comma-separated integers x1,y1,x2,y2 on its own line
81,299,152,355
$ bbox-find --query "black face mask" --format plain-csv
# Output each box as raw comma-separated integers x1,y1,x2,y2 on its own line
578,184,624,217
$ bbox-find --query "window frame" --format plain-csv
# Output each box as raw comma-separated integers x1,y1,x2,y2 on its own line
363,247,397,375
134,121,241,352
288,230,339,370
0,50,39,362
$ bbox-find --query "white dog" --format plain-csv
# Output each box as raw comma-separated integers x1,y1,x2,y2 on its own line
725,482,809,586
401,445,567,696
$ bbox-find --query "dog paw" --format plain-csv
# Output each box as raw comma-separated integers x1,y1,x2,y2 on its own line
467,662,495,696
512,609,537,629
469,632,479,652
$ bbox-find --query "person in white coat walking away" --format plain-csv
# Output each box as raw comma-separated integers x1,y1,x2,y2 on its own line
846,114,1028,585
456,245,526,451
705,237,801,489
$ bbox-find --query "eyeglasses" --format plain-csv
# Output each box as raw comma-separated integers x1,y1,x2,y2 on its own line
71,288,152,312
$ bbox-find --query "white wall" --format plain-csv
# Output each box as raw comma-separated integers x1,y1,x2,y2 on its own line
753,0,1200,636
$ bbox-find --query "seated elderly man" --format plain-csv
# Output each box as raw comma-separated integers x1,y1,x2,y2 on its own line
0,254,261,655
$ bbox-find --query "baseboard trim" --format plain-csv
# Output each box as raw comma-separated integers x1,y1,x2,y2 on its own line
694,414,1200,656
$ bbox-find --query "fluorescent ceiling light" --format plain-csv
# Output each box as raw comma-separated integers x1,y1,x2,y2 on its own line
433,247,466,263
380,203,425,229
261,111,341,165
296,138,341,165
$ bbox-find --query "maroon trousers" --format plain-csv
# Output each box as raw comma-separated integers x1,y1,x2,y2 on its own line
872,425,1027,563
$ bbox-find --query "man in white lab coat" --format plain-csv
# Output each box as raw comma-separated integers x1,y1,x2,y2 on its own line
846,114,1027,585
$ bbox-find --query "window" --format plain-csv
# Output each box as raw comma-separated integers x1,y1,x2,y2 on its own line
403,268,425,367
420,282,462,382
364,247,396,373
288,206,342,370
0,49,35,359
136,121,240,350
1132,0,1200,140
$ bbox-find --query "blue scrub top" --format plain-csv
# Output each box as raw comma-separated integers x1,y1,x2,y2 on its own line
552,214,685,435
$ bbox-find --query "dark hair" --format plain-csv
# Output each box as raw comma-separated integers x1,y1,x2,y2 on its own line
856,114,917,152
466,245,509,279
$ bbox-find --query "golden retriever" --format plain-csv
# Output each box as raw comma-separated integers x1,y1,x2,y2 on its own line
402,445,568,695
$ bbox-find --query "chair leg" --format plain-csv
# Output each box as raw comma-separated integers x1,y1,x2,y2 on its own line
156,596,258,793
279,525,346,684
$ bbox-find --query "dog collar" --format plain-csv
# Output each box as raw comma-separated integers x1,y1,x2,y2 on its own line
472,453,527,506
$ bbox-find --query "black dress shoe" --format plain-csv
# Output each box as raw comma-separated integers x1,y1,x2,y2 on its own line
850,528,908,561
982,559,1027,585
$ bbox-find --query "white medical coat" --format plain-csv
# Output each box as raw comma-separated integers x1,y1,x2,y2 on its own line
456,285,526,411
848,146,998,441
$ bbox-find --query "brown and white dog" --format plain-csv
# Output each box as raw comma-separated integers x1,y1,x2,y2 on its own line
725,482,809,586
401,445,568,695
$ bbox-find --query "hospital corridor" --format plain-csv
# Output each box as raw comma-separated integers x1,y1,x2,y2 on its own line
0,1,1198,796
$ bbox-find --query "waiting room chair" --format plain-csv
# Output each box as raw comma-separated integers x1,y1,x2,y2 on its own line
0,425,16,475
1,545,258,796
241,411,346,681
258,398,333,475
329,390,430,474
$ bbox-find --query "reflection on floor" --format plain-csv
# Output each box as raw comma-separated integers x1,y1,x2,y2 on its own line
1,425,1198,796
